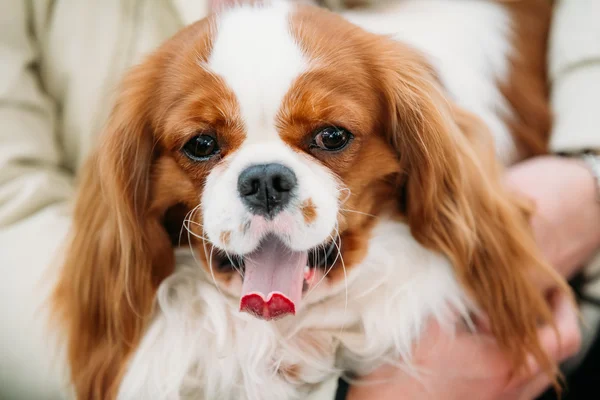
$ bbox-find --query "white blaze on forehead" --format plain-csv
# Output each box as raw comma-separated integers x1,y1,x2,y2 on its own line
208,3,307,143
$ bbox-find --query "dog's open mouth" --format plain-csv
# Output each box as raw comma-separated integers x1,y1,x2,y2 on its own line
213,234,337,321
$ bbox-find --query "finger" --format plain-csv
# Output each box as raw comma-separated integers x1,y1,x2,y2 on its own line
536,290,581,363
505,291,580,390
471,292,577,379
499,372,549,400
516,372,553,400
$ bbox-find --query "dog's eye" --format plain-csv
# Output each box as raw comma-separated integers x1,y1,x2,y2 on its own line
182,134,220,161
312,127,352,151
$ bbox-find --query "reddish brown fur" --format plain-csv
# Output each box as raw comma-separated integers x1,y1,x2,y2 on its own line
220,230,232,245
279,363,301,381
300,198,318,224
501,0,553,158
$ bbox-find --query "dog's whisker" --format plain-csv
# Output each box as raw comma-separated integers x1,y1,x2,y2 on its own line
183,206,226,300
208,242,226,298
224,249,244,279
186,205,204,248
304,229,340,300
181,205,213,244
200,209,223,296
331,224,349,337
183,215,242,280
339,208,377,218
183,219,206,228
182,224,211,242
178,209,193,248
337,187,352,205
187,210,207,273
303,223,345,311
179,205,203,247
321,241,327,277
236,254,246,279
328,226,342,273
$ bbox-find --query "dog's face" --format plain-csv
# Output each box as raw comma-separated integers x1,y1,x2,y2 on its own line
146,3,404,318
83,2,553,319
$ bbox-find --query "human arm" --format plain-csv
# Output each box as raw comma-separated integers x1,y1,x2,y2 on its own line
548,0,600,154
0,0,73,398
0,0,73,229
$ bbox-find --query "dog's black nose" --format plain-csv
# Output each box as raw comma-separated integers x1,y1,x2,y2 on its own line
238,163,297,218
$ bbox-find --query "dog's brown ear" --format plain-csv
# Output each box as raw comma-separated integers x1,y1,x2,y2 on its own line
52,61,175,399
375,39,570,381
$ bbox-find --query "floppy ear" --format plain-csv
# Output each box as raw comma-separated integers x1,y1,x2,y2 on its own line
376,42,570,380
52,64,176,399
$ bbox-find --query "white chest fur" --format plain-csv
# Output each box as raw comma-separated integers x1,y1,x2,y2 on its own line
343,0,517,165
118,220,468,400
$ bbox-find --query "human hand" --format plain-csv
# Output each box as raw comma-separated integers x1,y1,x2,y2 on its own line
346,290,580,400
505,155,600,279
348,154,596,400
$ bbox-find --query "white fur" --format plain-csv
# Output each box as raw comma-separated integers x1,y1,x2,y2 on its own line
342,0,517,164
209,2,306,144
204,3,340,276
118,220,470,400
201,141,340,274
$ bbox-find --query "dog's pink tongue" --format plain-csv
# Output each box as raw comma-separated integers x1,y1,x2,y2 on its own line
240,236,307,321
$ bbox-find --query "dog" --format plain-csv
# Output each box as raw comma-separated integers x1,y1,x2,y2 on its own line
52,1,567,398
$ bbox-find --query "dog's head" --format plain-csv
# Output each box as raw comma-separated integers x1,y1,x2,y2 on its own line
53,3,566,398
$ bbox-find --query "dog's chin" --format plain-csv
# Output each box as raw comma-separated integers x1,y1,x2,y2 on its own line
210,233,339,321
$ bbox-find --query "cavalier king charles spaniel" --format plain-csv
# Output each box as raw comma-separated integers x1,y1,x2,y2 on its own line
52,1,569,398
